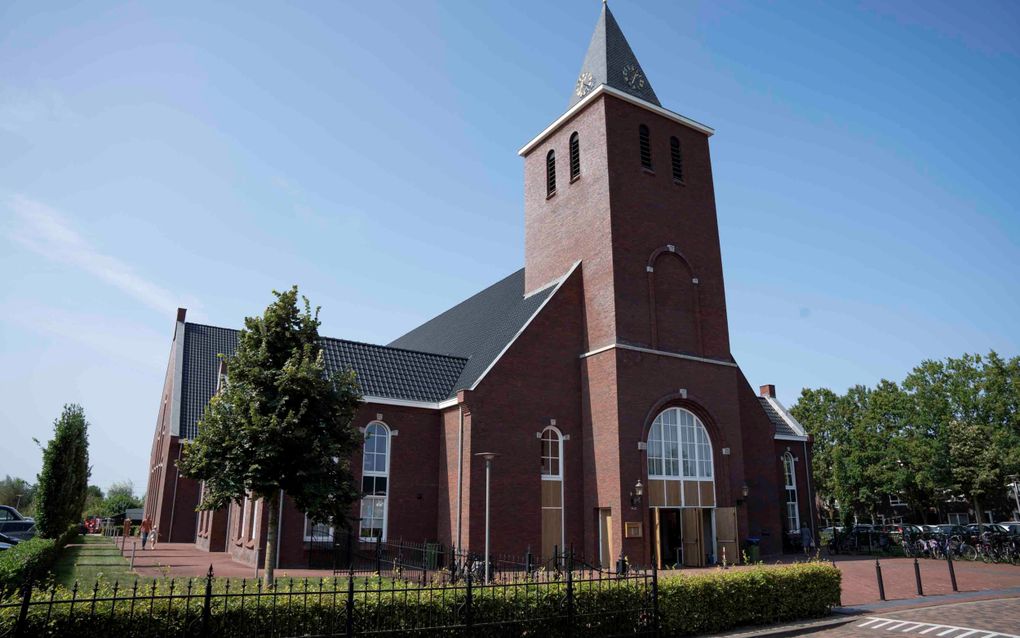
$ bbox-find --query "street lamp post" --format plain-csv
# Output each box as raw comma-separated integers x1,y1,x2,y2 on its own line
475,452,500,584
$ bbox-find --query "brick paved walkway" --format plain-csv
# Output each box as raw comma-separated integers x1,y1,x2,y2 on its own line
813,597,1020,637
831,556,1020,606
116,539,338,579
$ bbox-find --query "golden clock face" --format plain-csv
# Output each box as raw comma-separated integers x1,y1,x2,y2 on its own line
622,64,645,90
575,72,595,98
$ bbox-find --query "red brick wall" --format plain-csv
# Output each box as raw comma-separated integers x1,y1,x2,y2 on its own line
462,267,586,558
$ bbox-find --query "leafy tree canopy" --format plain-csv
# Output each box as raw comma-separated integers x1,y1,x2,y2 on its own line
178,287,362,584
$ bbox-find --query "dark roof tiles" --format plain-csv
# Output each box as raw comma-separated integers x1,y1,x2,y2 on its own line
757,396,798,438
179,323,466,439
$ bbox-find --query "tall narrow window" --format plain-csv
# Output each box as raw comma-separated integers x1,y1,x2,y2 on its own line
783,453,799,533
546,149,557,196
639,124,652,170
540,427,564,561
670,136,683,181
360,422,390,541
249,498,260,541
569,132,580,181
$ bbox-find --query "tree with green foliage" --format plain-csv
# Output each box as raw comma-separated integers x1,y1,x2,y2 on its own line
34,405,91,538
84,485,104,517
0,476,36,514
178,287,362,586
794,351,1020,527
99,481,143,517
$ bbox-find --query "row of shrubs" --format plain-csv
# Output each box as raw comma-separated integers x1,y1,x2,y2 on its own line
0,526,78,598
0,562,840,636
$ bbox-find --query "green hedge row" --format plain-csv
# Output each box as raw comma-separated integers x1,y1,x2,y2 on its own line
0,562,839,637
0,526,78,598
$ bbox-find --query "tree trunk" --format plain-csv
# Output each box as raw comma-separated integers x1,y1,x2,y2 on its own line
973,496,984,534
263,491,280,588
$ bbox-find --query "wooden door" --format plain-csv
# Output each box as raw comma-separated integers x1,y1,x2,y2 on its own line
716,507,738,566
599,509,613,568
681,508,703,567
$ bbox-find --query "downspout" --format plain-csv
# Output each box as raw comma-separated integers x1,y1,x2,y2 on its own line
803,439,817,540
168,444,182,542
455,403,464,552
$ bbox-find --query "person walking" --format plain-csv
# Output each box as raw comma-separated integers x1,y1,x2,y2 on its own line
801,523,815,558
140,517,153,550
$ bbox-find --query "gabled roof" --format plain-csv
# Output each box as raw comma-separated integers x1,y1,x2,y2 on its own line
758,395,808,439
568,3,660,109
388,268,558,395
178,323,466,439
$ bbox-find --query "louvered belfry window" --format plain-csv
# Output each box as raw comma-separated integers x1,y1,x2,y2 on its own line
670,136,683,181
569,132,580,181
639,124,652,170
546,149,557,196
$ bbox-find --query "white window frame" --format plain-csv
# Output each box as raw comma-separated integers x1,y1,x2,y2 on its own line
359,421,390,542
240,495,251,539
783,453,800,533
539,426,566,555
540,426,563,480
304,515,334,542
647,408,714,480
249,497,260,542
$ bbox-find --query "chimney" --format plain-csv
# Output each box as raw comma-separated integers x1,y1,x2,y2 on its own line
759,384,776,399
176,308,187,323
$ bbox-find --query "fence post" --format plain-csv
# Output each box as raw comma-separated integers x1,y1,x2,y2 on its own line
652,558,660,638
465,569,474,632
913,557,924,596
945,551,958,592
375,536,382,574
566,558,575,638
875,559,886,601
200,564,213,637
15,578,31,638
345,570,355,637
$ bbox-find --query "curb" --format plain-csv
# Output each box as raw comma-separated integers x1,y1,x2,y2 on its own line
700,616,857,638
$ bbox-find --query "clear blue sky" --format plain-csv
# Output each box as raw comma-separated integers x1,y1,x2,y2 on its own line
1,1,1017,495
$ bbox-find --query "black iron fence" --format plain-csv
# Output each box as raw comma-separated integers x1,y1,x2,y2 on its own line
0,553,657,638
308,532,613,584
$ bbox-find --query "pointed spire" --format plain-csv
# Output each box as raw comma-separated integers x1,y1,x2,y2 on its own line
568,3,660,108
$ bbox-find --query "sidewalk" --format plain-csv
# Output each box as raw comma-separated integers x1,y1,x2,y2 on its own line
116,539,339,579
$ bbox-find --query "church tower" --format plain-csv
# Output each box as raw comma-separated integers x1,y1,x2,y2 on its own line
519,4,781,566
521,2,730,361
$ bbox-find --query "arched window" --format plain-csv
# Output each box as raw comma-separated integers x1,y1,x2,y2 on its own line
569,132,580,181
639,124,652,170
647,408,713,479
540,427,562,479
360,422,390,541
783,452,799,533
540,427,564,560
546,149,557,196
670,136,683,182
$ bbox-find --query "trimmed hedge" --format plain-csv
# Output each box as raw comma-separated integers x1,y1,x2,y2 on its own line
0,526,79,598
0,562,840,637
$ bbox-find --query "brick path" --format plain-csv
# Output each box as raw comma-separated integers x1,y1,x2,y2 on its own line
813,598,1020,637
116,539,338,579
831,556,1020,606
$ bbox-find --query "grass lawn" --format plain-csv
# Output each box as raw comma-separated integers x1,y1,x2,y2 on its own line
52,535,136,587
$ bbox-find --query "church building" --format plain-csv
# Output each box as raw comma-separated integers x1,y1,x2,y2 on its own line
144,4,815,569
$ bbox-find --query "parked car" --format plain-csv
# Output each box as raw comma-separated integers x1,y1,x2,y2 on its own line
932,524,968,538
0,505,37,542
997,521,1020,536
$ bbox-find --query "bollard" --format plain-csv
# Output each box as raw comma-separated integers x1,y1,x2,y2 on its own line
875,559,886,601
130,541,137,570
945,551,958,592
913,557,924,596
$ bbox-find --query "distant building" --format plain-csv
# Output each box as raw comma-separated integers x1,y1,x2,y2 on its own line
144,4,815,568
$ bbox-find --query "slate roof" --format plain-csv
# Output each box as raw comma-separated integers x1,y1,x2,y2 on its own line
388,268,556,396
179,323,467,439
568,4,660,109
758,396,800,438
